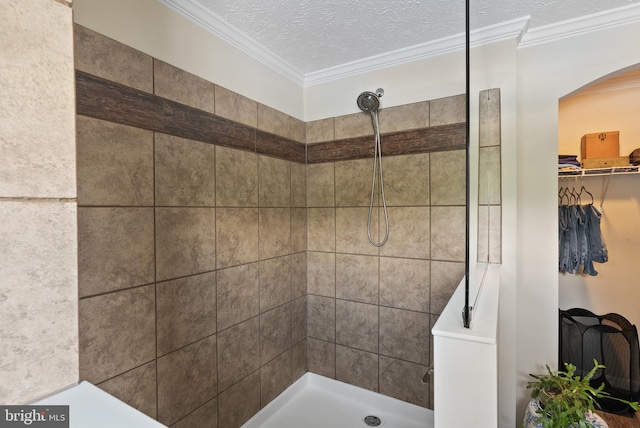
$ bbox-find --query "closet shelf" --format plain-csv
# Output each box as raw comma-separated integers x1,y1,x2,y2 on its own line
558,165,640,177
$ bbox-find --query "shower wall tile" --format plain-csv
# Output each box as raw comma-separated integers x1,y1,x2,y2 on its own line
382,153,429,207
479,146,501,205
379,101,429,133
430,150,466,206
214,85,258,128
430,261,465,314
259,155,290,207
216,208,259,268
155,134,216,207
307,208,335,252
76,116,154,206
380,257,430,313
291,339,307,380
290,117,306,144
216,263,260,331
157,335,218,426
379,356,429,407
154,59,214,114
379,207,429,259
261,350,292,407
258,104,290,139
306,163,335,207
335,112,373,140
156,272,217,356
307,251,335,297
290,162,306,207
291,252,307,299
218,371,261,428
74,24,153,93
259,208,291,259
335,300,378,353
335,254,378,304
335,159,373,207
155,207,216,281
306,118,335,144
79,285,155,384
260,304,291,364
336,207,378,255
217,318,260,392
291,296,307,344
215,146,258,207
379,307,429,365
431,206,466,262
78,207,154,297
259,256,291,313
307,295,335,342
291,208,307,253
478,205,502,264
171,398,217,428
479,88,501,148
336,345,378,392
307,338,335,379
97,362,157,419
429,94,466,126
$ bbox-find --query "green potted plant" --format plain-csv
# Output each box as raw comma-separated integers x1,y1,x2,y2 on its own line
524,359,639,428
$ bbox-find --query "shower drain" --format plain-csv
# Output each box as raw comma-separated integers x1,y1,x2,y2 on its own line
364,415,382,426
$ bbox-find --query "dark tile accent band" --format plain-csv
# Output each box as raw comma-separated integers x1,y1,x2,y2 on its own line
307,123,466,164
256,130,306,164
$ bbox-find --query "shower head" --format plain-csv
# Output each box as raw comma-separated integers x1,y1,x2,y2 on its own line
357,88,384,113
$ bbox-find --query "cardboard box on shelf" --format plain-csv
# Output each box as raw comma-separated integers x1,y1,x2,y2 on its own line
581,131,619,159
582,156,629,169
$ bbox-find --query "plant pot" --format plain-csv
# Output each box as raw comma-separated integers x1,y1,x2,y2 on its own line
523,398,609,428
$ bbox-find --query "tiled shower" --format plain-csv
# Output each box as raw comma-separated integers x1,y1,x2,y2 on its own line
75,24,466,428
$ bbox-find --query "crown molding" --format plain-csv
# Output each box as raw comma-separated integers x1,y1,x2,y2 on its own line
519,2,640,48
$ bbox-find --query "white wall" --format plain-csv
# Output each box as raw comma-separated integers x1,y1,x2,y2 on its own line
558,85,640,329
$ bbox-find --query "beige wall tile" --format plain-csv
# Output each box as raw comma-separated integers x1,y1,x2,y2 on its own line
291,252,307,299
291,296,307,344
218,372,260,428
214,85,257,128
155,134,216,207
171,398,217,428
379,207,429,259
307,295,335,342
479,88,501,148
336,345,378,392
98,362,157,419
290,117,306,143
379,101,429,133
335,112,373,140
156,272,217,356
292,339,307,380
216,208,259,268
291,207,307,253
261,350,292,407
260,304,291,364
479,146,501,205
379,356,429,407
290,162,307,208
74,24,152,93
259,208,291,259
258,104,290,139
379,307,429,365
79,286,155,384
307,163,335,207
77,116,153,206
380,257,430,312
335,254,378,304
154,59,214,113
307,208,335,252
431,206,466,262
335,300,378,353
157,336,217,425
259,256,291,313
307,338,335,379
336,207,379,255
216,146,258,207
156,207,216,281
216,263,259,331
430,261,465,314
335,159,373,207
430,150,465,206
489,205,502,264
382,153,429,206
217,318,260,392
306,118,335,144
259,155,290,207
307,251,336,297
430,94,466,126
78,207,154,297
478,205,490,263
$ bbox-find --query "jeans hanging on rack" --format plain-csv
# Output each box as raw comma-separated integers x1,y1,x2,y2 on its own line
585,204,608,264
558,202,607,276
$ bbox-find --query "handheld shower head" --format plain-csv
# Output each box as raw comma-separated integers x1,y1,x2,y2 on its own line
357,88,384,113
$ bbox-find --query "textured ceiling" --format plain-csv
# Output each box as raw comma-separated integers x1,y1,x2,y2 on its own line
167,0,640,75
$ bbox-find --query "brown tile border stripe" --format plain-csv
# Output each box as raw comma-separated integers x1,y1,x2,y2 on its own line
306,123,466,164
75,70,303,162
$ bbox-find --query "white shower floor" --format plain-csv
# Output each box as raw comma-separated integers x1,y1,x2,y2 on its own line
242,373,434,428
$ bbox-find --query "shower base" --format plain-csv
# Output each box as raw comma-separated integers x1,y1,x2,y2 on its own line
241,373,434,428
